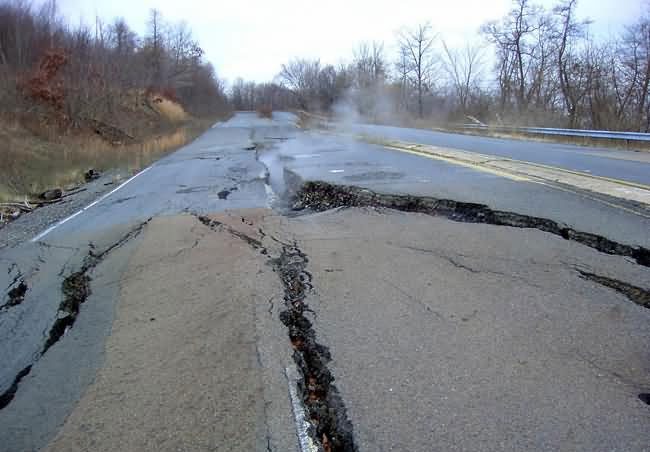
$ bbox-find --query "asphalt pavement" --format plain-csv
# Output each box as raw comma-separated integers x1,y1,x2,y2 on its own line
0,112,648,451
265,132,650,248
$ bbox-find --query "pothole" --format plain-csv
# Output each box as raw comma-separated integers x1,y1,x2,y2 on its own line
639,393,650,405
217,187,238,200
2,280,28,309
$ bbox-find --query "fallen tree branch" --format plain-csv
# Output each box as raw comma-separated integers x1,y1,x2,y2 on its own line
0,203,33,212
62,188,87,198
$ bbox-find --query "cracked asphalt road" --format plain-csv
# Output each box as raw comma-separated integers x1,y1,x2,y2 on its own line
1,112,649,451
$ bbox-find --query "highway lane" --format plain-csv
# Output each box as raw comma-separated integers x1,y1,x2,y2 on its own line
32,112,299,240
345,122,650,185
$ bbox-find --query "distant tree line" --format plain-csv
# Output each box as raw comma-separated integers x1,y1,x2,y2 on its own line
0,1,229,130
232,0,650,132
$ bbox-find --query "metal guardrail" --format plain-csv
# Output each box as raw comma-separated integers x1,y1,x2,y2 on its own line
459,124,650,142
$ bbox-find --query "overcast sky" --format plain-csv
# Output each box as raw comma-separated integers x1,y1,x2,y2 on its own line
55,0,647,84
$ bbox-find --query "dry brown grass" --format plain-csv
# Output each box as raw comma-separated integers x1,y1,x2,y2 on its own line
256,105,273,119
295,110,330,129
0,117,215,202
151,96,189,122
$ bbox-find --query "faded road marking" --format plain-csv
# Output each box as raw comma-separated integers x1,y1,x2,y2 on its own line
31,166,153,242
285,366,319,452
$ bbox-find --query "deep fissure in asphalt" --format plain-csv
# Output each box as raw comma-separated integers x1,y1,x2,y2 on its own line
577,270,650,309
292,180,650,267
273,245,357,452
0,365,32,409
0,219,150,410
196,213,356,451
43,218,152,354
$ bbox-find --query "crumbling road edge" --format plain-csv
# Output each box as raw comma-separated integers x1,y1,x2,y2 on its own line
0,219,151,410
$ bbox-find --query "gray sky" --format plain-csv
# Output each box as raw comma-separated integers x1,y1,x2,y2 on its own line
57,0,646,84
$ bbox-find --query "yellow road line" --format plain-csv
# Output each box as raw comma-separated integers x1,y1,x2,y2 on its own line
385,146,532,182
322,131,650,217
380,138,650,191
383,142,650,219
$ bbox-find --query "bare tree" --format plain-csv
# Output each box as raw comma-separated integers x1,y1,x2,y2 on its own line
482,0,551,116
353,41,386,87
619,13,650,131
394,46,412,112
442,41,484,114
397,23,438,118
145,9,165,86
277,58,322,109
554,0,591,127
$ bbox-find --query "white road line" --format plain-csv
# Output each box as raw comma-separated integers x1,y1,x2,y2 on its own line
30,166,153,242
284,366,318,452
329,169,345,173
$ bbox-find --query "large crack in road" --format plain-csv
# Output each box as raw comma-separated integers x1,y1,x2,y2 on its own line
2,116,648,449
292,179,650,267
577,270,650,309
274,244,357,452
0,219,151,410
195,212,357,452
